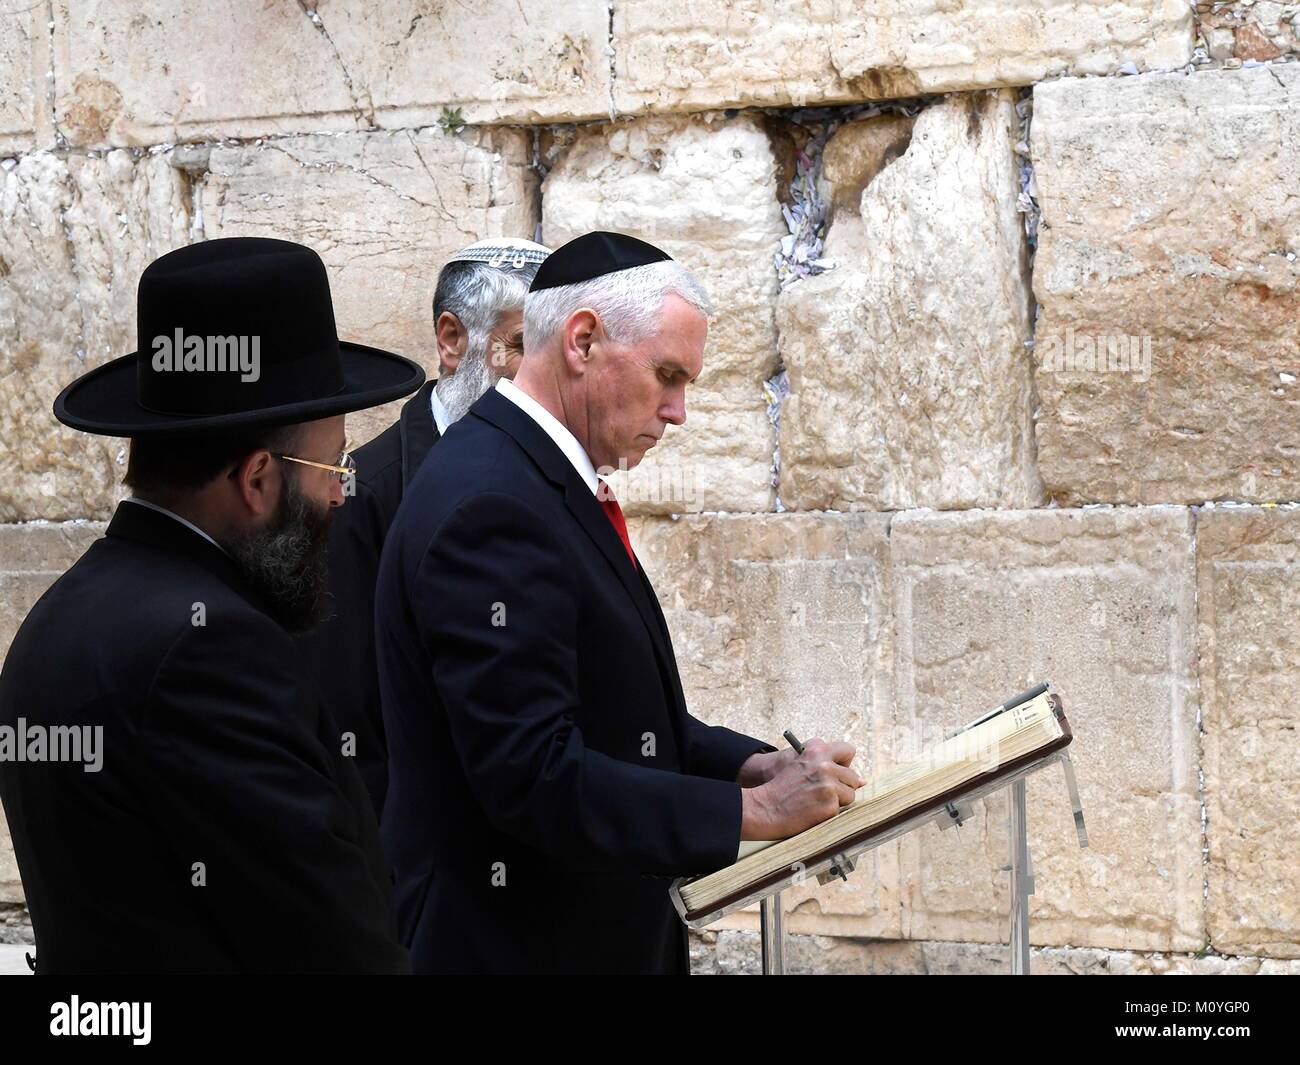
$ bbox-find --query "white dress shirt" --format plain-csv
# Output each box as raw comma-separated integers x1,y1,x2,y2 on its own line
494,378,599,495
429,382,453,437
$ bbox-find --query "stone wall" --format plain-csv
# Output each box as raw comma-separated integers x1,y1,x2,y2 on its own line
2,1,1297,972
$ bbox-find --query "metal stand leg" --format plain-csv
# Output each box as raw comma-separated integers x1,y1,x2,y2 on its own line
1008,778,1034,975
760,891,785,974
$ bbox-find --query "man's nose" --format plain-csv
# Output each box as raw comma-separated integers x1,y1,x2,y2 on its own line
329,476,347,507
662,392,687,427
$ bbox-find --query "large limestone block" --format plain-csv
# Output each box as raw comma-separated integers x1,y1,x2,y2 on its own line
890,507,1202,952
0,521,106,904
631,512,900,933
1197,507,1300,958
317,0,612,127
778,92,1041,512
1032,66,1300,505
614,1,1193,114
0,151,190,522
51,0,361,146
202,127,537,449
542,115,785,514
0,4,46,155
50,0,610,147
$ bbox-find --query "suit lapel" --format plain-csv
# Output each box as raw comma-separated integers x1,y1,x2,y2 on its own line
559,479,676,668
470,389,676,674
399,379,441,492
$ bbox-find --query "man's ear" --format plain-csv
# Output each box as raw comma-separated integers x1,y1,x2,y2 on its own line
435,311,469,375
561,309,600,377
229,448,280,519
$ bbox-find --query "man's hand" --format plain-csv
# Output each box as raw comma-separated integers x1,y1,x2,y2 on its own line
739,739,863,840
736,748,790,787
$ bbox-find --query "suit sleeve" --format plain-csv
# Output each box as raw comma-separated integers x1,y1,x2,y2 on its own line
682,717,776,783
416,492,743,877
139,614,408,974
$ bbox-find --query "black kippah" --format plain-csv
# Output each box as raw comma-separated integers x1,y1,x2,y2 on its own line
528,231,673,292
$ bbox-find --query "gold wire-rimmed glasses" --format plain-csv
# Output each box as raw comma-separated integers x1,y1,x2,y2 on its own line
273,448,356,483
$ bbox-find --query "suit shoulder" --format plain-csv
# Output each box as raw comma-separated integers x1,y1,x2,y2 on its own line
353,420,403,485
418,414,552,506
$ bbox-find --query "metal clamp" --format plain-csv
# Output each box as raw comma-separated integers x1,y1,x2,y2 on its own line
815,851,855,886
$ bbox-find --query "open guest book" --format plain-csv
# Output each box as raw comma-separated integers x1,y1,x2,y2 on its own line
672,686,1073,925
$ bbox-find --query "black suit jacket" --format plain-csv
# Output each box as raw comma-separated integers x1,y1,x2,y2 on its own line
296,380,440,815
0,501,408,974
375,387,769,974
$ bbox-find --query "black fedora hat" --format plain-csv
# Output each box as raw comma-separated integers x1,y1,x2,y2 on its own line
54,237,425,437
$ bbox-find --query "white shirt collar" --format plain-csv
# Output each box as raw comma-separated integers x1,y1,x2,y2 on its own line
122,497,229,555
494,378,599,495
429,381,452,436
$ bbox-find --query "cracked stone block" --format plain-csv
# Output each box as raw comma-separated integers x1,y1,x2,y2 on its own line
0,521,105,903
1031,66,1300,505
614,0,1193,114
1197,507,1300,959
0,151,191,522
201,127,538,449
51,0,362,146
50,0,611,147
315,0,612,126
778,91,1041,512
542,115,784,514
0,4,46,155
890,507,1203,953
630,512,900,934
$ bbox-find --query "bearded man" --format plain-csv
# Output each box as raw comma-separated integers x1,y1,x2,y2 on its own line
297,238,549,818
0,237,423,973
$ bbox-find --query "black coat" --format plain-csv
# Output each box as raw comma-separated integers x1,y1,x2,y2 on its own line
0,501,409,974
296,380,440,816
375,387,770,974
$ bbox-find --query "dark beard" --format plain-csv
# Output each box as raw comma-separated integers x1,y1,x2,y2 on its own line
221,474,333,634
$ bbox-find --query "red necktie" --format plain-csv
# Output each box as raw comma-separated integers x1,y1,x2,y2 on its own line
597,479,637,569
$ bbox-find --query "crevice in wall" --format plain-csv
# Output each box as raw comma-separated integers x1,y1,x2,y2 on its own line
296,0,375,130
759,98,932,514
527,127,547,245
43,0,66,149
170,145,210,243
1013,86,1048,508
604,1,618,122
1189,504,1212,929
55,169,86,367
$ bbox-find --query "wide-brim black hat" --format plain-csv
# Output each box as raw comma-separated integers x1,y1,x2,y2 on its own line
54,237,425,437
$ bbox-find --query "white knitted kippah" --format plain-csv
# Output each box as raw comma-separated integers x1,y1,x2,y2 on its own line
446,237,551,271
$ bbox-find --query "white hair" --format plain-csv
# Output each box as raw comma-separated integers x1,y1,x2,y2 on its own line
433,258,540,423
523,260,714,353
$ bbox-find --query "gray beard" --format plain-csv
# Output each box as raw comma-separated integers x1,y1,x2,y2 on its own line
435,337,494,426
220,474,333,634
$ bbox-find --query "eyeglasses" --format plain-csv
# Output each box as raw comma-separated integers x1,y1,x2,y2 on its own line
272,448,356,483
